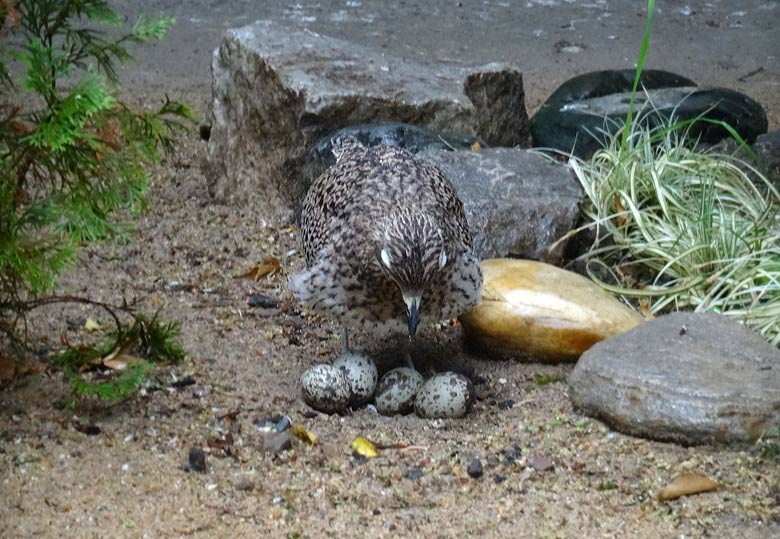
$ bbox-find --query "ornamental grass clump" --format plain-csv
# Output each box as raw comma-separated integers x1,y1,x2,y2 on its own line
570,118,780,345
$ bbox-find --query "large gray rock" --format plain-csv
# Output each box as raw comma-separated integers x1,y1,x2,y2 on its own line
419,148,582,262
204,20,529,223
753,131,780,182
713,130,780,187
569,312,780,445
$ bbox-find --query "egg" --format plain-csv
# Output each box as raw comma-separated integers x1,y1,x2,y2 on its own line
414,372,475,419
374,367,424,416
333,352,378,406
300,364,350,414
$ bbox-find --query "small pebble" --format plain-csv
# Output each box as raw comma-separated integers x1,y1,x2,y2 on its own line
188,447,207,473
404,466,424,480
247,293,278,308
275,417,291,432
527,451,555,472
262,432,292,454
232,476,255,492
254,418,275,432
498,399,515,410
170,376,196,389
254,415,291,432
74,423,101,436
499,447,522,464
467,457,484,478
351,452,369,464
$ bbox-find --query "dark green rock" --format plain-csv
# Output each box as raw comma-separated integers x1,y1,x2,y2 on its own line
542,69,694,105
531,69,768,159
301,123,484,187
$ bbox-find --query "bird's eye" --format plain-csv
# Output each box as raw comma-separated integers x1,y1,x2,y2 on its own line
438,249,447,269
380,248,393,268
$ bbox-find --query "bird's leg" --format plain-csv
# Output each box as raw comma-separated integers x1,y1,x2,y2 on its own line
403,336,415,370
340,327,350,355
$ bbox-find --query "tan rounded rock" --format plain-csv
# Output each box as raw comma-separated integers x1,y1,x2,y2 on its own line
459,259,644,362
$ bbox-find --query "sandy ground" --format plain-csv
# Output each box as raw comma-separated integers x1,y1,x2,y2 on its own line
2,1,780,538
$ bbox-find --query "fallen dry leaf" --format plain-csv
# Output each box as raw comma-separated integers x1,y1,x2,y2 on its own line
0,355,16,382
613,194,628,226
207,433,235,456
0,356,46,382
638,299,655,319
83,318,102,332
352,436,379,458
102,356,129,370
236,256,281,281
657,471,719,501
88,349,142,371
74,423,101,436
291,424,319,445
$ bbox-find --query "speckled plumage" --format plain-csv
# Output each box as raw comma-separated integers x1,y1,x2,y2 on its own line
290,137,482,334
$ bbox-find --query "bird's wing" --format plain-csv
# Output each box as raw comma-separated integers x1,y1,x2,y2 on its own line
417,159,473,248
300,148,377,264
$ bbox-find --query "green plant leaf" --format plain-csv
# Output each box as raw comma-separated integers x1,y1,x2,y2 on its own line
24,73,115,151
0,1,192,398
83,1,123,27
132,15,175,41
621,0,655,152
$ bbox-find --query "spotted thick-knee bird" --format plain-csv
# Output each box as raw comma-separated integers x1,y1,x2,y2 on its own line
289,137,482,350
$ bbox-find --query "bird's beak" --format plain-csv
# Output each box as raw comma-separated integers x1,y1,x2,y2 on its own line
403,294,421,339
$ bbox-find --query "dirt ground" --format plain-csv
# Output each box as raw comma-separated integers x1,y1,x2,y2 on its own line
2,1,780,538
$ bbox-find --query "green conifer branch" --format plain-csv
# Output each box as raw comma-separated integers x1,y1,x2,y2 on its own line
1,1,192,401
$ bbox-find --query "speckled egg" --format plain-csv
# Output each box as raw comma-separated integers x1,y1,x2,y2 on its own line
414,372,475,419
333,352,378,406
300,364,350,414
374,367,425,416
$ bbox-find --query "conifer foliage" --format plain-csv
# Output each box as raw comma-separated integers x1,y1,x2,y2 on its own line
0,1,192,400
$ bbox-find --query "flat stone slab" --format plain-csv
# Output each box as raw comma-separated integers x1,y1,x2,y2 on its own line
419,148,582,262
204,20,528,223
569,312,780,445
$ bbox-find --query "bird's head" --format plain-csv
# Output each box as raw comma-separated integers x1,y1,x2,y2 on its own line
375,209,449,339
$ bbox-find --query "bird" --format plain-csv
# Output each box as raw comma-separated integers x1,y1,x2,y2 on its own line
289,136,482,363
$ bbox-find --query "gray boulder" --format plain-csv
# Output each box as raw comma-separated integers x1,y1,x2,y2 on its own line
419,148,582,262
753,131,780,182
712,130,780,187
569,312,780,445
204,20,528,223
